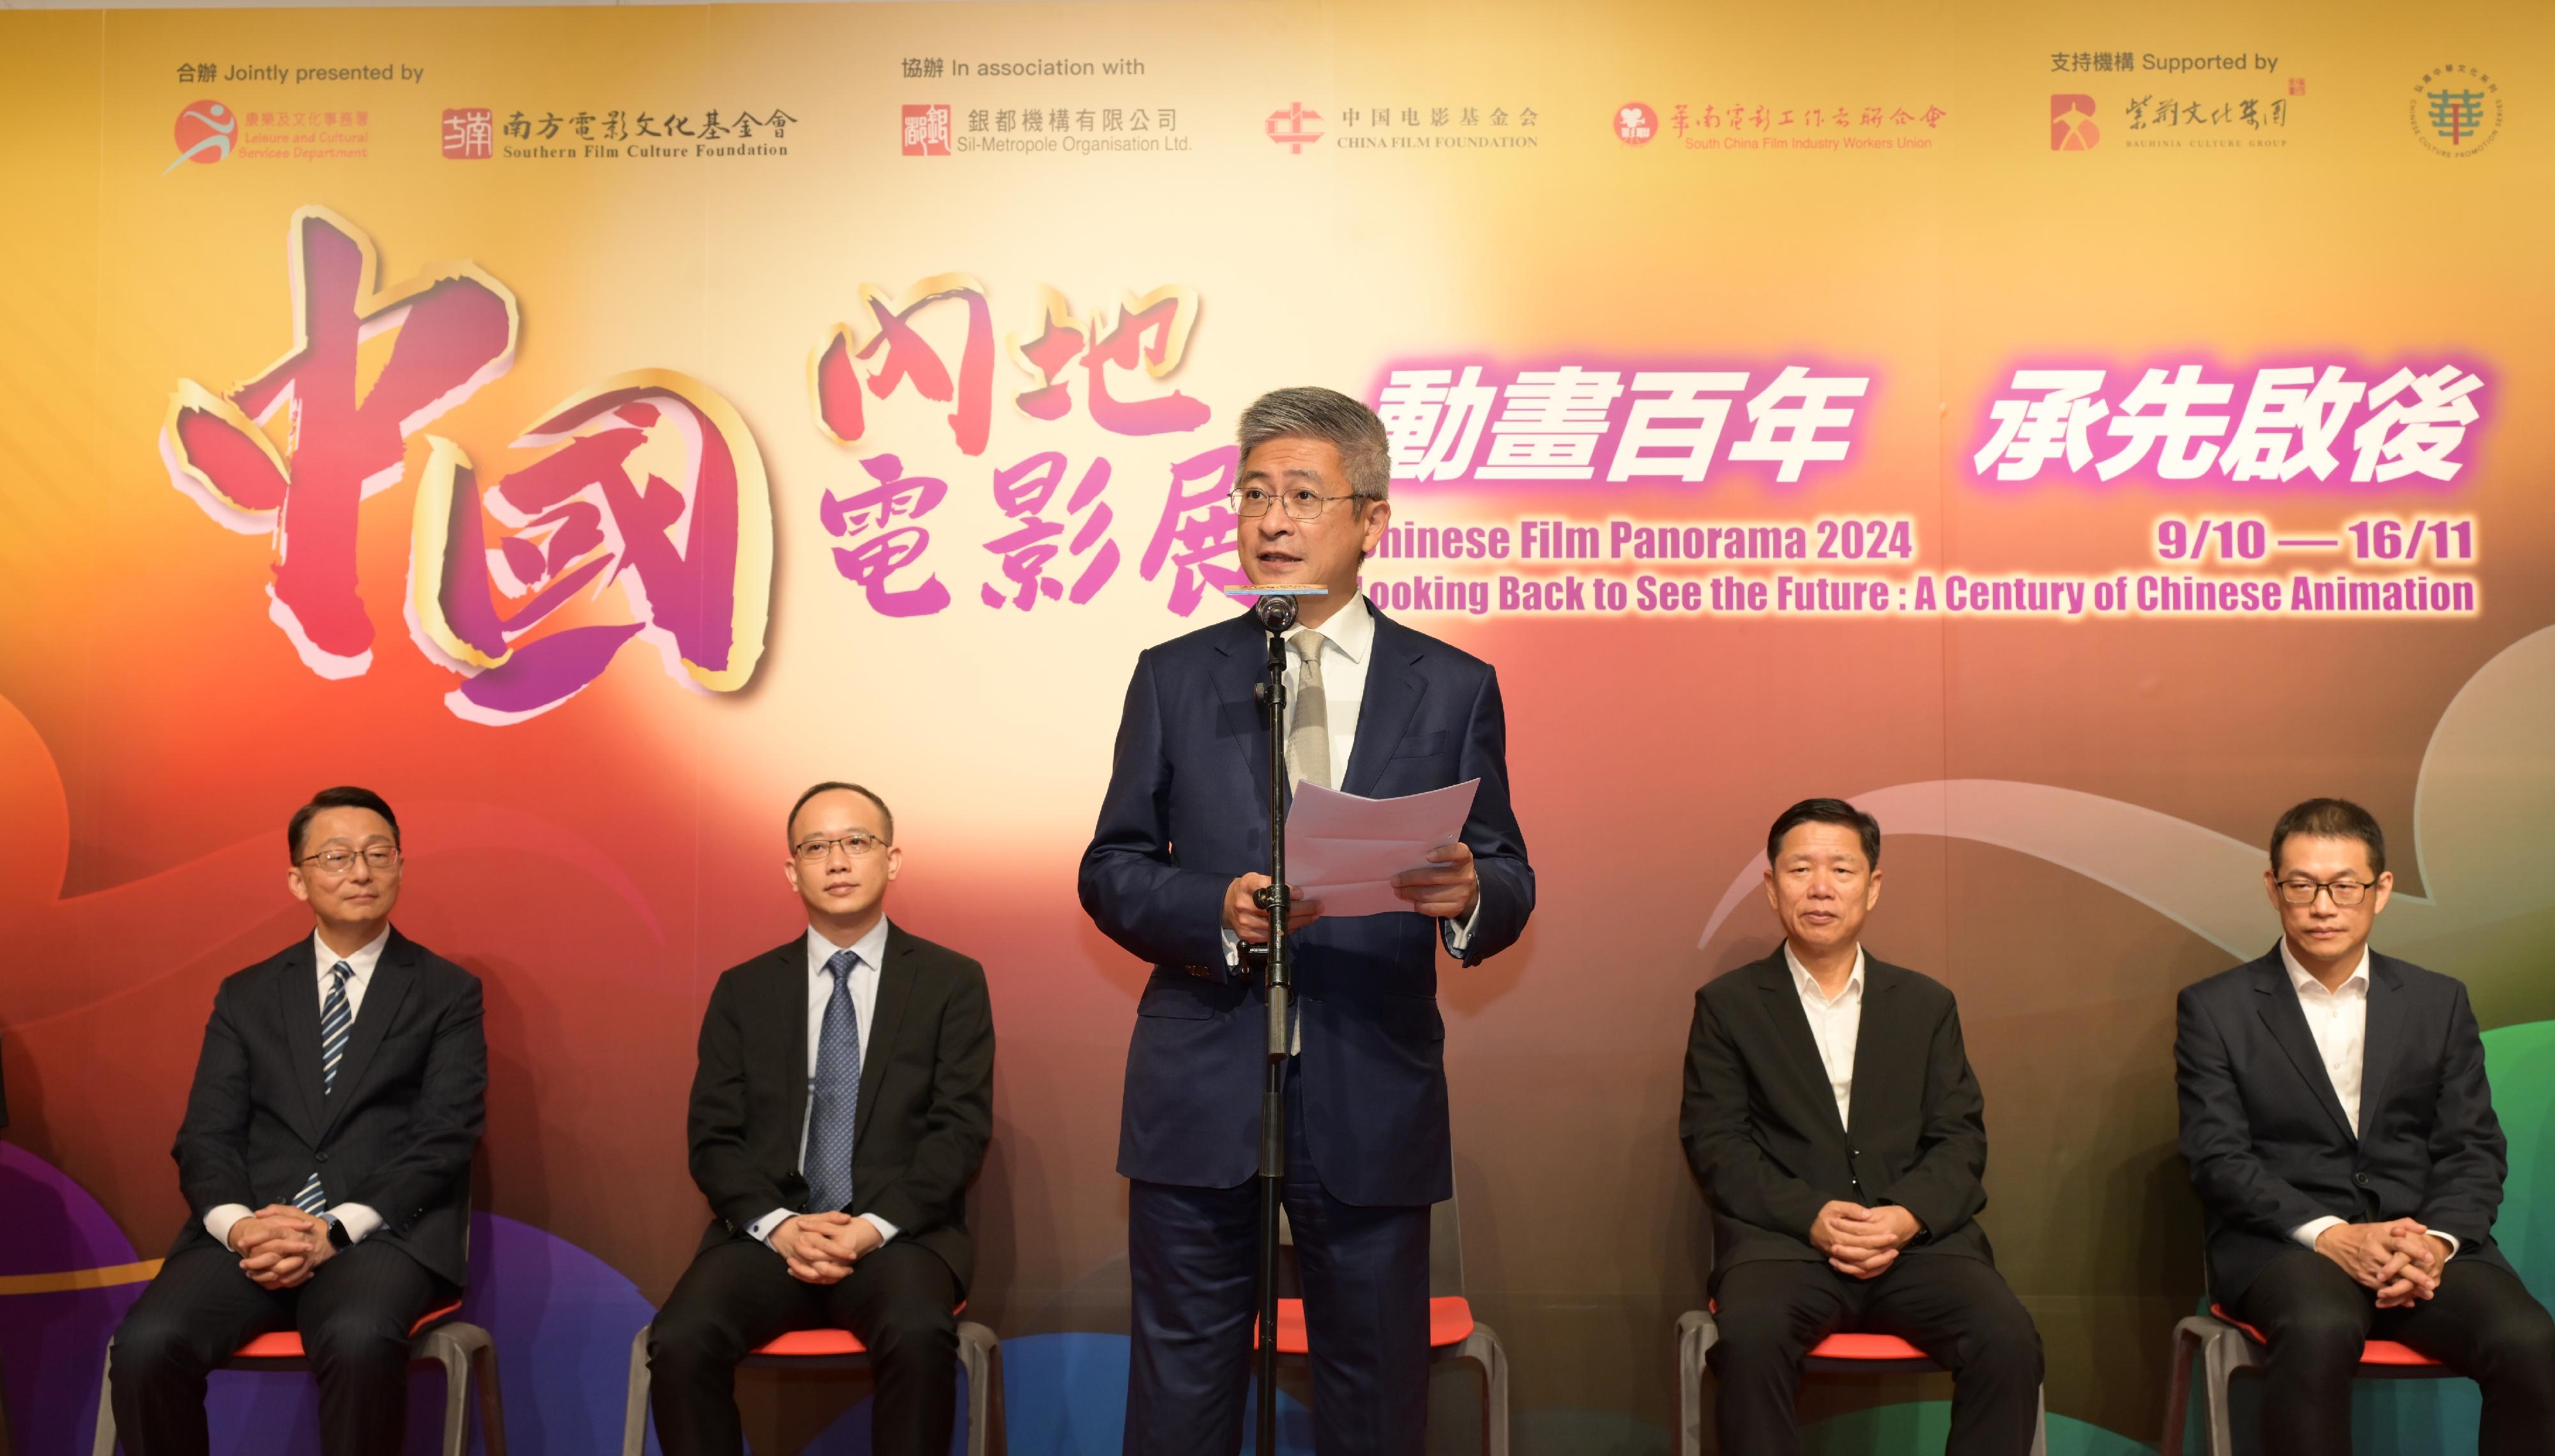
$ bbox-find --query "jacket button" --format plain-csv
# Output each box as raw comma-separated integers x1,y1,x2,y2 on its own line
316,1153,328,1163
2353,1171,2368,1186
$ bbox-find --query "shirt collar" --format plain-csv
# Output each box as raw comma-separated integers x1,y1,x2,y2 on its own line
2279,936,2370,997
1783,941,1865,1005
1284,591,1373,665
808,916,894,979
312,925,392,984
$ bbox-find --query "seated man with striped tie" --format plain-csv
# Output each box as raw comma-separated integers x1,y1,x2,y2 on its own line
647,782,996,1456
109,786,488,1456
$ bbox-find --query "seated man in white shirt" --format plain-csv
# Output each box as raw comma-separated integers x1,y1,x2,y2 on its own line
645,782,994,1456
2174,796,2555,1456
1682,798,2041,1455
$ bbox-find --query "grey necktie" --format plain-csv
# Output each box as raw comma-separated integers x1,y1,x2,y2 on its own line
1289,630,1332,792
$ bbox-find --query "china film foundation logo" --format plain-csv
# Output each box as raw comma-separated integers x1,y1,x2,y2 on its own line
2050,93,2098,150
1614,101,1658,144
2411,63,2501,157
1265,102,1322,153
903,103,952,156
442,108,494,160
165,98,236,173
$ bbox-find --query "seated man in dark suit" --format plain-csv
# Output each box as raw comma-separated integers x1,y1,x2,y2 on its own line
111,786,487,1456
647,782,995,1456
1682,798,2042,1455
2176,796,2555,1455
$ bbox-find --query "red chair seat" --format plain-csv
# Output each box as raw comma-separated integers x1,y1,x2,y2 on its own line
742,1302,970,1359
1807,1331,1931,1361
232,1299,465,1360
1264,1296,1476,1354
2208,1303,2442,1368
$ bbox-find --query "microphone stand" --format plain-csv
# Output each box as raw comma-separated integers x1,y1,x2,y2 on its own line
1233,584,1321,1455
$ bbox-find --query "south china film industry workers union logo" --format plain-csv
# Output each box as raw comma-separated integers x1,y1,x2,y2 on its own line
2412,62,2501,157
167,98,236,172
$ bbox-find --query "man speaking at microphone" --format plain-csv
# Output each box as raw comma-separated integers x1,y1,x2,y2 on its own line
1081,386,1534,1455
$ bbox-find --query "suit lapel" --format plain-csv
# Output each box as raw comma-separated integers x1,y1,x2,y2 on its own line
1755,955,1849,1141
2250,953,2357,1145
318,930,415,1141
1842,963,1896,1140
273,939,328,1143
775,940,812,1156
1341,609,1428,798
856,927,918,1148
1215,614,1276,817
2356,957,2406,1149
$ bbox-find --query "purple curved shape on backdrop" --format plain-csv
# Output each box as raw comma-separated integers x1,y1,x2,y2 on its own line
0,1142,148,1455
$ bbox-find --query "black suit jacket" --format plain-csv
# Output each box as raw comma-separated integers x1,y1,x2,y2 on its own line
167,930,487,1287
685,924,995,1293
2175,945,2512,1304
1681,950,1995,1290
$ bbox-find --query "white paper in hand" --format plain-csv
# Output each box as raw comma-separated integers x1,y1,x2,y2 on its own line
1285,779,1481,919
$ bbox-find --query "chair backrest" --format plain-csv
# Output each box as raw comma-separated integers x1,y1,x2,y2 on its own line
1277,1192,1470,1300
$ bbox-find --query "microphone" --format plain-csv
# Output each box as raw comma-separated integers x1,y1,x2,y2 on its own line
1255,593,1299,633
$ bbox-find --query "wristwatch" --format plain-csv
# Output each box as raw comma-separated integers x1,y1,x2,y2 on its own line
321,1211,353,1251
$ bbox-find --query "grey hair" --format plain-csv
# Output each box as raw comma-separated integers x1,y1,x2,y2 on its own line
1235,386,1391,502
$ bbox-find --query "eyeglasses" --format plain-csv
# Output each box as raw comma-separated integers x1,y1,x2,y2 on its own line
795,831,889,862
300,846,400,875
2276,876,2372,907
1229,485,1371,521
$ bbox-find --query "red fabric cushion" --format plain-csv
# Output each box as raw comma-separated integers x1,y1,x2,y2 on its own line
231,1299,464,1360
1806,1331,1931,1361
743,1303,966,1359
1266,1297,1476,1354
2209,1303,2442,1368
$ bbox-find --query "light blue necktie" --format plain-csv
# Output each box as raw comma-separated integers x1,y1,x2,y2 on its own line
292,962,354,1215
804,949,863,1214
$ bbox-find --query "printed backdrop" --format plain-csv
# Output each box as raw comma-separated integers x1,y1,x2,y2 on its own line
4,3,2552,1453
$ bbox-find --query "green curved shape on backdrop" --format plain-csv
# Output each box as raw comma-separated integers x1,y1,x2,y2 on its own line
1812,1020,2555,1456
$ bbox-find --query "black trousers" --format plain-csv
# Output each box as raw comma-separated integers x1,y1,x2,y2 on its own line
1707,1254,2043,1456
2232,1248,2555,1456
109,1239,447,1456
1124,1061,1433,1456
646,1233,962,1456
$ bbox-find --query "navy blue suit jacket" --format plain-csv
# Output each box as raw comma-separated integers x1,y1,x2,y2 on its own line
2176,946,2513,1305
1079,605,1533,1206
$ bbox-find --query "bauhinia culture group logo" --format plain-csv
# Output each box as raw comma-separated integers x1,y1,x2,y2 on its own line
1265,102,1322,153
2411,63,2501,157
2050,93,2098,151
166,98,235,173
902,103,952,157
1614,101,1657,144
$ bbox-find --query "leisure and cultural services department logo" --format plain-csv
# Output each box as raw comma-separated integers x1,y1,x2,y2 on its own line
2050,93,2098,150
1265,102,1322,153
1614,101,1657,144
167,98,235,172
2411,63,2501,157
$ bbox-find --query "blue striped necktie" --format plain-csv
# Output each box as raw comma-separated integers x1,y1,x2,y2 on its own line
293,962,355,1215
804,948,862,1215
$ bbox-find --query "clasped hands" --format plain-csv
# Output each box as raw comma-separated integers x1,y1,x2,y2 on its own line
1809,1201,1923,1280
772,1211,883,1285
1224,842,1479,941
227,1206,337,1289
2315,1218,2454,1308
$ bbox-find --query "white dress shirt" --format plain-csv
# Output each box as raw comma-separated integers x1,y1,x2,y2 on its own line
745,918,901,1249
1784,941,1866,1129
202,926,392,1251
1220,594,1482,1001
2281,939,2457,1257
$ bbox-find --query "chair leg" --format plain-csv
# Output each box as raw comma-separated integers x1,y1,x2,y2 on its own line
2159,1324,2197,1456
623,1324,653,1456
2030,1384,2047,1456
2201,1326,2238,1456
468,1330,508,1456
427,1334,471,1456
91,1339,119,1456
1674,1312,1712,1456
957,1321,1002,1456
1465,1326,1509,1456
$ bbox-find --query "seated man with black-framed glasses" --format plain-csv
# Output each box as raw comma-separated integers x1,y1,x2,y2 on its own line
646,781,994,1456
2175,797,2555,1456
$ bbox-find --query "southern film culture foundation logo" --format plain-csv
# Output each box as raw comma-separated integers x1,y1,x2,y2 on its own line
444,107,494,160
2411,63,2501,157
